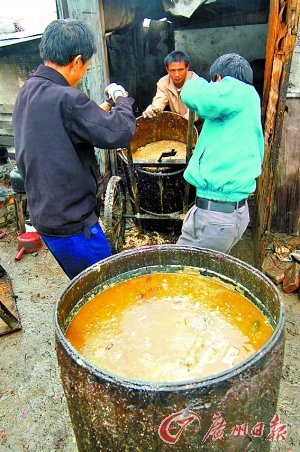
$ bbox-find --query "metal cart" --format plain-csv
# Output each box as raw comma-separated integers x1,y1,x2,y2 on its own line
103,111,197,252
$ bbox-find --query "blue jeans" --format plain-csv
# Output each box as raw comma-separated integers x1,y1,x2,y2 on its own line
40,222,112,279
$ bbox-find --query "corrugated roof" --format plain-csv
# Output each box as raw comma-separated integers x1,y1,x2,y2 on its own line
0,32,41,47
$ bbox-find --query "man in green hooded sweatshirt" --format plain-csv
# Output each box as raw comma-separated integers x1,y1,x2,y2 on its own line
177,53,264,253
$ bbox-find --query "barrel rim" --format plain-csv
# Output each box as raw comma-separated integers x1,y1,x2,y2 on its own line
54,244,285,392
119,150,187,172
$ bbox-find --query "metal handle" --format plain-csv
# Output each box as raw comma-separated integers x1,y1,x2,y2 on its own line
157,149,177,162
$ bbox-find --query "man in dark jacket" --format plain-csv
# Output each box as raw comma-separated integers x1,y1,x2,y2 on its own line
13,19,136,279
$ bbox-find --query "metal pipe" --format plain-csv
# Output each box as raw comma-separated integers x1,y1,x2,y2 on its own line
183,110,196,213
125,145,142,232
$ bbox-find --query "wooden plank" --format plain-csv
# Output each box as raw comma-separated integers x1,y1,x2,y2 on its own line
0,111,13,136
57,0,109,103
261,0,280,122
13,193,27,233
56,0,111,183
271,98,300,234
0,105,15,114
253,0,300,269
0,136,14,146
0,267,21,335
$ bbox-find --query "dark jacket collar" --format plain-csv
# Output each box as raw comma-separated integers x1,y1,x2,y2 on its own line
34,64,70,87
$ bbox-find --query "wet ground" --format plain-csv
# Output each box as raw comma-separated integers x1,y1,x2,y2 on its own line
0,226,299,451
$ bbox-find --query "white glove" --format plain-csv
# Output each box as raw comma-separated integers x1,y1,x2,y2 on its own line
142,105,160,119
104,83,127,103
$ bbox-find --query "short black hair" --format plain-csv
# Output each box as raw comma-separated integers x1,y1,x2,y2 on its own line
164,51,190,68
209,53,253,85
39,19,97,66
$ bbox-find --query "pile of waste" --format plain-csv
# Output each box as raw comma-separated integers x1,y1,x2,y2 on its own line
262,234,300,295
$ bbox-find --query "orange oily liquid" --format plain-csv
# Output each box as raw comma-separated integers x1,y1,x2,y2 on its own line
66,273,273,382
133,140,186,160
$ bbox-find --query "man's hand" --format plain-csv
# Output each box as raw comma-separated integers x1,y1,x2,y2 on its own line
104,83,127,103
142,105,161,119
99,101,111,112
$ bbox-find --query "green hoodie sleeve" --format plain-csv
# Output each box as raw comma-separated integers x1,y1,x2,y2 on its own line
181,77,245,120
180,76,264,202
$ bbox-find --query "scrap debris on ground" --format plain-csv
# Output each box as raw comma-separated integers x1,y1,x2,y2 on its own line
263,233,300,295
123,226,177,248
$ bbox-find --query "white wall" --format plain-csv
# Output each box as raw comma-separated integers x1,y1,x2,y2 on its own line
287,28,300,98
1,0,56,36
175,23,268,79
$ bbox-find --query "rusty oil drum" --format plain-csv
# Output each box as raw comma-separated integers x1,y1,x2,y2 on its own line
55,245,285,451
120,112,198,230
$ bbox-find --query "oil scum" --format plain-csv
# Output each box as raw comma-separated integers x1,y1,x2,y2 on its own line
66,272,273,382
133,140,186,160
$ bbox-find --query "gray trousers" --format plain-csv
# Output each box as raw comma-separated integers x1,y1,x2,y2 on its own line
177,202,250,254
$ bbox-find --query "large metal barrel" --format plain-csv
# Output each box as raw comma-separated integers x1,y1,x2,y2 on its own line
55,245,284,451
120,112,198,231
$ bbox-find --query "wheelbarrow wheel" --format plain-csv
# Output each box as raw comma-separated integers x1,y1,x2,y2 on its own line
103,176,126,253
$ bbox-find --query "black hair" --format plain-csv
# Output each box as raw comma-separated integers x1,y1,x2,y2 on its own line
209,53,253,85
164,51,190,68
39,19,97,66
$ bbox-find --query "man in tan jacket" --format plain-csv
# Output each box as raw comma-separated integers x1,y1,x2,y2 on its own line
142,51,198,121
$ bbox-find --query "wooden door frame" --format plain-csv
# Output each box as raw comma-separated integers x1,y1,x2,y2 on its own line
56,0,112,196
253,0,300,269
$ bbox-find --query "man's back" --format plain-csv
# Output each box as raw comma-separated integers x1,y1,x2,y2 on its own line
13,64,135,236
